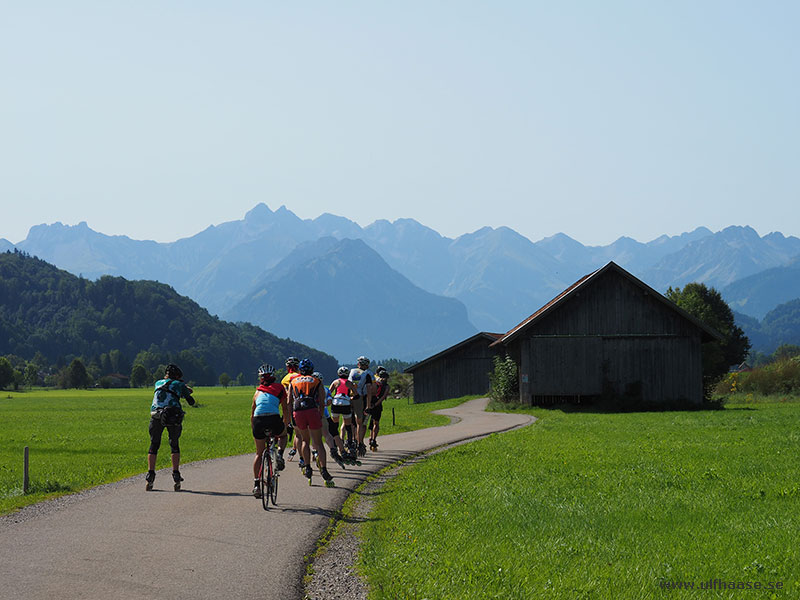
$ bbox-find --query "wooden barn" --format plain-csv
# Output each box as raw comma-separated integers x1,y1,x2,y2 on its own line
405,332,503,404
492,262,721,406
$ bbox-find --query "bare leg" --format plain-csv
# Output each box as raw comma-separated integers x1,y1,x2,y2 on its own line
309,428,327,469
298,428,311,465
252,438,266,479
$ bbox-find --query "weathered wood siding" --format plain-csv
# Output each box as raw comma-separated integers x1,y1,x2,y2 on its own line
513,269,705,404
411,336,502,404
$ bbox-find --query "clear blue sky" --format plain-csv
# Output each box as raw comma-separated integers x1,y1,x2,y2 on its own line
2,1,798,245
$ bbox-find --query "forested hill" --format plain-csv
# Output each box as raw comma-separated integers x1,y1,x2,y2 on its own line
0,250,337,384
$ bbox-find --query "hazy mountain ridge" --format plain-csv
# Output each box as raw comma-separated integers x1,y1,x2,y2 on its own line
226,237,477,361
642,226,800,291
734,299,800,355
723,257,800,320
13,204,800,354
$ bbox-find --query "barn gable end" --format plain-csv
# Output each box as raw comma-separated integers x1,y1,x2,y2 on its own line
494,262,720,406
405,332,503,403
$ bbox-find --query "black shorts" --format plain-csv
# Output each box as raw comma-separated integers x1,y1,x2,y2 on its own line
331,404,352,417
148,417,182,454
369,404,383,424
252,414,286,440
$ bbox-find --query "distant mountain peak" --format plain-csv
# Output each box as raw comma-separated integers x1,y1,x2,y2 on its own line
719,225,760,238
244,203,273,221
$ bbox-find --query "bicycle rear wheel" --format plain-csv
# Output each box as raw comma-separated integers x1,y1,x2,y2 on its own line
260,448,270,511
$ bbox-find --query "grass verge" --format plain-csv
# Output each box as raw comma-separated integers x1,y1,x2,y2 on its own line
358,399,800,599
0,388,474,515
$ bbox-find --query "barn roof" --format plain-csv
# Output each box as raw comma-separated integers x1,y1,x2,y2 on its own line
404,331,503,373
491,261,723,346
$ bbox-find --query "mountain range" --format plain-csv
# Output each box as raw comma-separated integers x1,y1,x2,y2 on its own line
8,204,800,359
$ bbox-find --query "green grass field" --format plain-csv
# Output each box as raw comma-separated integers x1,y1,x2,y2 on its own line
359,399,800,599
0,388,474,515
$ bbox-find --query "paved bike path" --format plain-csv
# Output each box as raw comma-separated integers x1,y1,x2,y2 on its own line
0,398,533,600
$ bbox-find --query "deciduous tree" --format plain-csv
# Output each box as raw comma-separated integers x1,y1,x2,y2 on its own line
666,283,750,388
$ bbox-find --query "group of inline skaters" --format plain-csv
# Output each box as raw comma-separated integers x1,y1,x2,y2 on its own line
143,356,390,494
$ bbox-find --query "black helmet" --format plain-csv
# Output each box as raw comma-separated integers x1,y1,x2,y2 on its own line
298,358,314,375
258,364,275,377
285,356,300,369
357,356,370,368
337,366,350,378
376,366,388,378
165,364,183,379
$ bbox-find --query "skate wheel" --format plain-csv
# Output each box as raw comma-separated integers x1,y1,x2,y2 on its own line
174,483,181,491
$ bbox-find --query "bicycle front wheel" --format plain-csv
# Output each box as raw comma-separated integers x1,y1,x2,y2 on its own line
269,459,279,505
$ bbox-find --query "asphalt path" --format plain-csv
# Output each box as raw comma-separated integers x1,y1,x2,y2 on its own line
0,398,533,600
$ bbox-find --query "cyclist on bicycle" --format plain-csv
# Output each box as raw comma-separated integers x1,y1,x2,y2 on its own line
145,363,195,491
368,366,390,451
288,359,334,486
349,356,374,457
251,363,290,498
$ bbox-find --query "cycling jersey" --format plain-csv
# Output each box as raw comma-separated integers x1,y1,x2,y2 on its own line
254,382,286,416
348,368,374,398
151,378,191,412
281,371,300,392
332,377,351,405
374,378,388,403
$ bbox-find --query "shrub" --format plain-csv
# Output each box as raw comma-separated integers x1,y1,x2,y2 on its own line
736,357,800,396
489,355,518,403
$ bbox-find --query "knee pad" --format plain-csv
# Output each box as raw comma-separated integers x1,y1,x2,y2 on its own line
328,418,339,439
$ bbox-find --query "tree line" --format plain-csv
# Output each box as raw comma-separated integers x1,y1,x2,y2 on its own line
0,250,337,389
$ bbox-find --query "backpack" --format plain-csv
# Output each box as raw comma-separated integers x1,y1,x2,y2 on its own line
291,376,320,411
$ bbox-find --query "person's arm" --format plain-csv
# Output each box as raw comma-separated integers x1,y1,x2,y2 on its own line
280,388,290,425
181,382,196,406
317,384,326,417
251,393,257,425
365,374,374,407
375,383,387,407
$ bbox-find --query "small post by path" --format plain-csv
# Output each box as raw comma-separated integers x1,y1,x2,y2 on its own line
23,446,29,494
392,407,395,426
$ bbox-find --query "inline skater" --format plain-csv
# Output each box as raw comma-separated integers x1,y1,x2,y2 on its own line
281,357,302,465
145,363,196,491
314,372,347,469
251,364,290,498
349,356,374,457
330,366,359,464
288,359,334,487
368,366,390,451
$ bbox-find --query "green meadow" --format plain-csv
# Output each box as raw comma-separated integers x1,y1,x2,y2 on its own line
359,400,800,599
0,387,472,515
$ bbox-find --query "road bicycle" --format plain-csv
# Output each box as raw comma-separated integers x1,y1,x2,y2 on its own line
258,436,280,509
